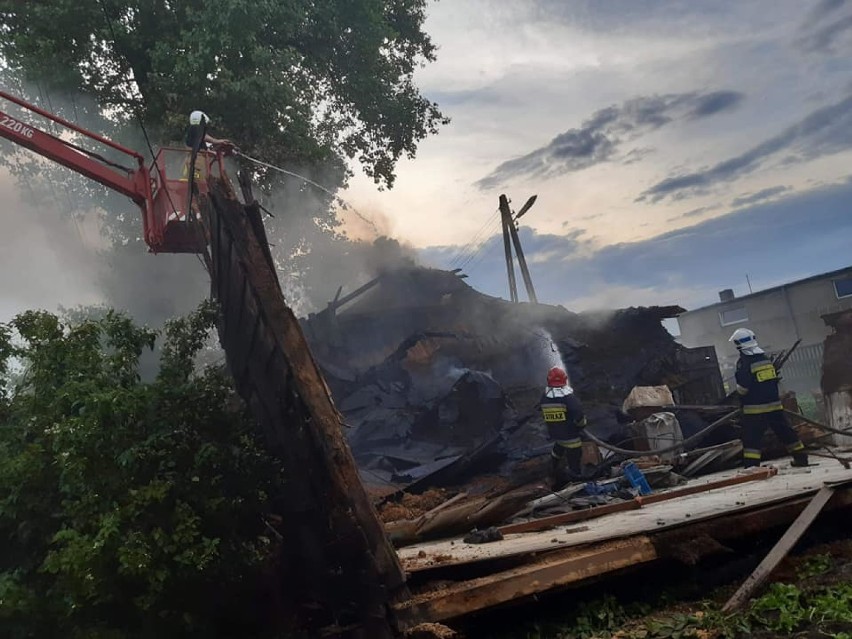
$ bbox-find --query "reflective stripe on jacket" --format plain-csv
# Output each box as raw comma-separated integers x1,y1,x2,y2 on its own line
735,353,782,413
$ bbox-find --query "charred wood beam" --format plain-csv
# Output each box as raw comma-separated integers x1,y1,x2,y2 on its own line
204,182,407,637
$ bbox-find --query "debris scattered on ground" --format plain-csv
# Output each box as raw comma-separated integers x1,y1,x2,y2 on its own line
462,527,504,544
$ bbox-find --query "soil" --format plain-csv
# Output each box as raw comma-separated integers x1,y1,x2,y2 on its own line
377,488,452,522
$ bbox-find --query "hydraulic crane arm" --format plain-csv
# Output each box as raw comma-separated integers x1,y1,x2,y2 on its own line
0,90,219,254
0,90,152,208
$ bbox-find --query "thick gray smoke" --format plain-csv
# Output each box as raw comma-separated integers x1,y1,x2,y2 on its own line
0,171,103,322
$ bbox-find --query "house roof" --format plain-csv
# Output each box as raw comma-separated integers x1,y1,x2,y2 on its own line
680,265,852,315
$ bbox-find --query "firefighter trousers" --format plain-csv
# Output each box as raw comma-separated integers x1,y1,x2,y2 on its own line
741,411,805,468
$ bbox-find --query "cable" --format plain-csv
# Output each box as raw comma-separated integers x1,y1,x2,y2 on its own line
784,409,852,437
96,0,208,274
582,409,742,457
449,208,500,267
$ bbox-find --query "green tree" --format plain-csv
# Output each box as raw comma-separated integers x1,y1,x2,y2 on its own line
0,0,447,321
0,302,287,638
0,0,447,189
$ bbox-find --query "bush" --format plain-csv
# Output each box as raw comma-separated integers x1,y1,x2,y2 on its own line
0,301,285,638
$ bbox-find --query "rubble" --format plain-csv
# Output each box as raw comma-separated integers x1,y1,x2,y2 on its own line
301,265,723,494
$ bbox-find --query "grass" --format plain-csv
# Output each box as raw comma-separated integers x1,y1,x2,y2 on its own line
487,541,852,639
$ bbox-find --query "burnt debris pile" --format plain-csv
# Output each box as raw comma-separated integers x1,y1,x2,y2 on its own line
301,266,720,491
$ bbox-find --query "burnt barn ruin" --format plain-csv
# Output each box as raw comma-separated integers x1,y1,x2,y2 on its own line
301,265,726,493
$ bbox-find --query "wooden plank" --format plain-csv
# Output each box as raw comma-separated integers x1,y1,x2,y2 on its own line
394,537,658,628
500,500,641,535
499,467,776,535
636,466,777,505
722,485,836,612
399,463,852,572
397,485,852,626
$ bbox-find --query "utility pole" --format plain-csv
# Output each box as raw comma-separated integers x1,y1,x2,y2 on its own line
502,195,538,304
499,194,538,304
499,195,519,303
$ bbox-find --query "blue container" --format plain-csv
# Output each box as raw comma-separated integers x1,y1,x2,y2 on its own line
622,461,653,496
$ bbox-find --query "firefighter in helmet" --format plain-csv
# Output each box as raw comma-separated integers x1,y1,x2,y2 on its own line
540,366,587,487
730,328,808,468
181,111,232,181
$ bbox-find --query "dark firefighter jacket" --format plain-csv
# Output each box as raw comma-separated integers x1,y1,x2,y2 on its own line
539,388,587,445
735,352,783,414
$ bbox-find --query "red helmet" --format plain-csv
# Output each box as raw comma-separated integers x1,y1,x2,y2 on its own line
546,366,568,387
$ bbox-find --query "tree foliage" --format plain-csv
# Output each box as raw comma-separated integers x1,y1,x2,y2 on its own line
0,302,286,638
0,0,448,188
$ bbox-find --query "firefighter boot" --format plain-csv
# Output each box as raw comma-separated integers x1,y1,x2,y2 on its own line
791,452,810,468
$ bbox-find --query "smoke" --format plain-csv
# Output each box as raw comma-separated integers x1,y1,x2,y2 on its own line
0,169,103,322
257,169,419,316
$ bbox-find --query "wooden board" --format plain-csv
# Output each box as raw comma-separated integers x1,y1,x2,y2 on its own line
398,461,852,572
499,467,775,535
723,482,846,612
395,486,852,627
395,537,658,628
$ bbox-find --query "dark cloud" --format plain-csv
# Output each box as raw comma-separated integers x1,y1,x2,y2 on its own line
688,91,745,118
476,90,744,190
423,180,852,311
638,93,852,203
730,185,791,208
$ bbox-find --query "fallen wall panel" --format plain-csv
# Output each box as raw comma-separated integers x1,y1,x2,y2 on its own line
205,183,406,636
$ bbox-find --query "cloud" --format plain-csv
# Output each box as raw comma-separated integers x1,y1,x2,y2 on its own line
476,90,744,190
798,0,852,53
730,185,791,208
666,206,716,222
422,179,852,311
638,93,852,203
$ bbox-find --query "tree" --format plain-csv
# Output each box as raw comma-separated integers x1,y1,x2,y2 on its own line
0,302,287,638
0,1,447,321
0,0,448,189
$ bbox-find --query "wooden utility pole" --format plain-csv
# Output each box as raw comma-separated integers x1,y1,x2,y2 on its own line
499,195,519,303
499,194,538,304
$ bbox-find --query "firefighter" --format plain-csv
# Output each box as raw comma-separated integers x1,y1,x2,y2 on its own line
181,111,232,182
184,110,228,152
540,366,587,486
730,328,808,468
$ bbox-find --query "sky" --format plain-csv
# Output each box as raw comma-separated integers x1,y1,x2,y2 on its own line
345,0,852,312
2,0,852,324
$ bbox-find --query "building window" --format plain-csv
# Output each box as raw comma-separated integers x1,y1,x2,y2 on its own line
834,277,852,299
719,306,749,326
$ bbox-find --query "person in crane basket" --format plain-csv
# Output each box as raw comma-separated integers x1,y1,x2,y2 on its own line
730,328,809,468
181,111,231,181
540,366,587,487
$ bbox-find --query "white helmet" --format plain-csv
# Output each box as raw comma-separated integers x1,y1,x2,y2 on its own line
729,328,762,353
189,110,210,126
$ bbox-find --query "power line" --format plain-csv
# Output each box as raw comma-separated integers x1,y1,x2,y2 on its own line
96,0,208,274
448,208,499,267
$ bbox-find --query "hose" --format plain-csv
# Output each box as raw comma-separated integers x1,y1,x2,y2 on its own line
582,409,742,457
784,409,852,438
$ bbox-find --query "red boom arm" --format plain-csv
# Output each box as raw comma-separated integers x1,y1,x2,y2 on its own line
0,90,153,233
